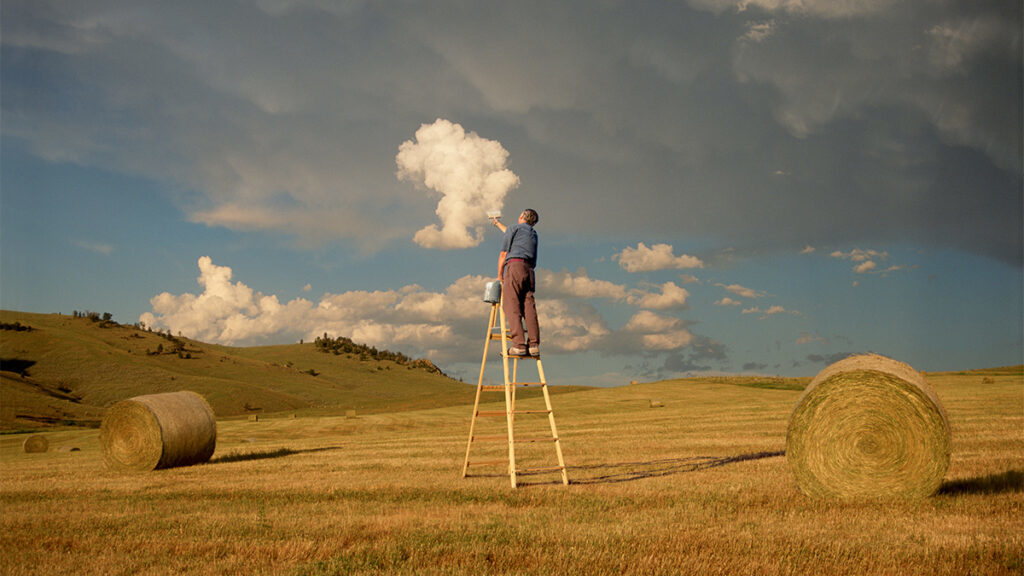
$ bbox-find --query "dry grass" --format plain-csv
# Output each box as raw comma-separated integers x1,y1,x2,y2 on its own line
1,368,1021,575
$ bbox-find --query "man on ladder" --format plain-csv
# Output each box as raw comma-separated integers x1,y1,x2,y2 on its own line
462,207,567,488
492,208,540,357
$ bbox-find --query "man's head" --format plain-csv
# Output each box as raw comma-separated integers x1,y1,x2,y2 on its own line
520,208,539,226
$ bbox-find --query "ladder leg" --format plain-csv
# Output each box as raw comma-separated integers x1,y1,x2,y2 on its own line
500,306,518,488
463,304,499,477
537,360,569,485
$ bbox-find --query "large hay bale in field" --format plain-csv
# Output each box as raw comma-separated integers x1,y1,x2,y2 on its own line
23,434,48,453
100,391,216,471
786,354,950,499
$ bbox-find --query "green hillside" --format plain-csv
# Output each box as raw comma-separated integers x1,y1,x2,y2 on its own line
0,310,586,431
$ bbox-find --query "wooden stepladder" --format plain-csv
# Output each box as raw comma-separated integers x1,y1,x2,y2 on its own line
461,302,568,488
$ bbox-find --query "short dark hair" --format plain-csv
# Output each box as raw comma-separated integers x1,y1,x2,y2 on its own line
522,208,539,226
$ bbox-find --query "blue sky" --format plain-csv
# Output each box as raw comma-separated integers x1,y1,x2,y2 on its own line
2,0,1021,386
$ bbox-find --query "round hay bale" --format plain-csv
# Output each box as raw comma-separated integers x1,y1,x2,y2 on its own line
787,354,950,499
23,434,48,453
100,391,217,471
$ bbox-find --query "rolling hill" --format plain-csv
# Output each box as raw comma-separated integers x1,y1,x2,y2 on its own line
0,310,586,431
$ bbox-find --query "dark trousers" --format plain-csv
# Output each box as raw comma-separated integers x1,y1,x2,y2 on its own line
502,260,539,348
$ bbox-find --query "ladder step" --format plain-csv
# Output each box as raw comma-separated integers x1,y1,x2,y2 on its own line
516,466,565,474
476,409,551,416
471,435,558,443
466,459,508,467
478,383,544,391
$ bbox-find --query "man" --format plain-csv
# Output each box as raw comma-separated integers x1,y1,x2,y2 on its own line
492,209,540,357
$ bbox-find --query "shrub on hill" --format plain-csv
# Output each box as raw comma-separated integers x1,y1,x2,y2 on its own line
0,321,32,332
314,333,445,376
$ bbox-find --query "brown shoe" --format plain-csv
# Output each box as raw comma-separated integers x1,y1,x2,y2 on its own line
507,346,528,357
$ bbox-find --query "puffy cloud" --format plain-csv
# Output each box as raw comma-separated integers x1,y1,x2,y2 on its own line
832,248,887,262
627,282,691,309
538,299,611,353
831,248,909,275
741,305,799,319
853,260,877,274
141,257,494,361
615,243,705,273
538,268,629,300
716,283,763,299
141,255,717,369
396,119,520,250
715,297,742,307
622,310,694,351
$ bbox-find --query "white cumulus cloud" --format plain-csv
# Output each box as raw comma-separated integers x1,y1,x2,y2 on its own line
614,242,705,273
627,282,690,310
538,268,629,300
396,118,520,250
622,310,694,351
716,283,764,299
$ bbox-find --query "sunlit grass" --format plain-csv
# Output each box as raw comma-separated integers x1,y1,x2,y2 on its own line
1,369,1021,575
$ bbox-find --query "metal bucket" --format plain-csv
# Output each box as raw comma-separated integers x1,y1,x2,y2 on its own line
483,281,501,303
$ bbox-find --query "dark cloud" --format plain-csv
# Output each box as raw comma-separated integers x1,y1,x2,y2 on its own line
806,352,855,367
2,0,1019,262
660,335,730,375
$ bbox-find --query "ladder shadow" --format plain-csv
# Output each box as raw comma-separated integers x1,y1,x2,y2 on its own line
564,450,786,486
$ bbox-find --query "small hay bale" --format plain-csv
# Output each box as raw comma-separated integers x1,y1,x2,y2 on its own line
100,391,217,471
345,410,357,419
248,414,259,422
649,399,664,408
786,354,950,499
23,434,48,453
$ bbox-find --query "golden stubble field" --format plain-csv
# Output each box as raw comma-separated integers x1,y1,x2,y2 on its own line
1,368,1021,575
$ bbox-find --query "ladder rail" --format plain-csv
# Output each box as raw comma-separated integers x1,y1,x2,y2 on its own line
500,306,518,488
462,304,499,477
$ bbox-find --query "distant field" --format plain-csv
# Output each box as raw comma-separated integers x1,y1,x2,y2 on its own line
1,366,1020,575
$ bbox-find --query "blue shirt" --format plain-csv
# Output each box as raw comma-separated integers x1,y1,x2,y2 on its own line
501,222,538,268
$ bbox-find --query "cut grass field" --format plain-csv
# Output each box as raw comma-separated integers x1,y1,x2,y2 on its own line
1,366,1021,575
